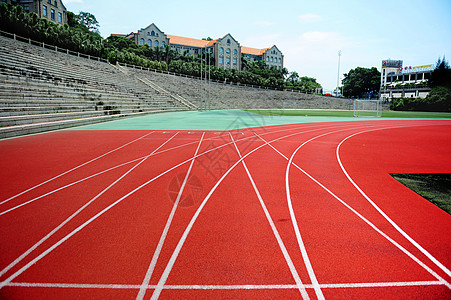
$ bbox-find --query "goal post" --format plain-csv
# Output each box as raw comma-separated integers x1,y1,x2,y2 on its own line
282,100,297,110
353,99,382,117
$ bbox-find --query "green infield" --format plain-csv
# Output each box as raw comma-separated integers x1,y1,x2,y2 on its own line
245,109,451,119
392,174,451,214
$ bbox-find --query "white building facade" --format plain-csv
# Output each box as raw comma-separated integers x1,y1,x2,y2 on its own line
129,23,283,71
380,59,433,101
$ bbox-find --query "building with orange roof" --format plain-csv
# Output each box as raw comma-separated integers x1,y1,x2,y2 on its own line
241,45,284,70
124,23,283,71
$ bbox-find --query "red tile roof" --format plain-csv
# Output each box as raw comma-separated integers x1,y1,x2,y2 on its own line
167,35,213,48
241,46,269,56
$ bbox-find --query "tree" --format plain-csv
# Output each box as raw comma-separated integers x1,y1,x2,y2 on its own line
287,71,299,84
342,67,381,98
430,56,451,89
76,11,100,34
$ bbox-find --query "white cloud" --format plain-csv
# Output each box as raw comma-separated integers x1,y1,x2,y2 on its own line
298,14,322,23
64,0,83,3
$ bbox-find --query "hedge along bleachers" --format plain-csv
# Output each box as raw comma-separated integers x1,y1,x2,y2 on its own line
0,35,190,138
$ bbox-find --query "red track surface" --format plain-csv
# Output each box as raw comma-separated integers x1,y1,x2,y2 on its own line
0,120,450,299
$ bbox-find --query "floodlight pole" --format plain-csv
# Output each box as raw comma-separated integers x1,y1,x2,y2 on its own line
204,47,207,111
208,49,211,111
200,48,203,111
336,50,341,97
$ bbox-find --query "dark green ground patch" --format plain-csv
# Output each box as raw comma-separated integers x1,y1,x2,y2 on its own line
391,174,451,214
246,109,451,119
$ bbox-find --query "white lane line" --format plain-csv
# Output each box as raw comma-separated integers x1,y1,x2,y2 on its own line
0,157,143,216
0,131,155,206
0,124,349,290
4,280,445,290
136,132,205,300
149,125,349,300
336,127,451,279
228,133,310,300
254,127,451,289
0,123,311,216
283,130,363,300
0,132,180,289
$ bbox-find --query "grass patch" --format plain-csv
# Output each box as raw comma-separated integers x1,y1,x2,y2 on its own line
391,174,451,214
244,109,451,119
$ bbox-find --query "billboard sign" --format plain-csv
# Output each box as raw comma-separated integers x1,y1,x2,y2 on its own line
382,60,403,68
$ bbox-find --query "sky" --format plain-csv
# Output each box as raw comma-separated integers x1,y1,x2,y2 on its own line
63,0,451,92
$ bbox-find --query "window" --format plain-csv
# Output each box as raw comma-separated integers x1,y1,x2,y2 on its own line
219,47,224,54
58,12,62,23
147,32,150,36
151,31,155,36
233,49,237,55
162,41,166,47
48,0,51,3
43,5,47,16
226,48,230,54
23,4,29,11
266,57,269,62
55,1,58,7
271,57,274,62
51,9,55,20
219,57,224,64
140,38,144,45
154,40,159,47
417,73,423,81
233,58,237,65
227,39,231,44
226,58,230,65
147,39,152,46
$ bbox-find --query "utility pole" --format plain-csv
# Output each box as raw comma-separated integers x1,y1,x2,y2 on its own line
200,48,203,111
336,50,342,97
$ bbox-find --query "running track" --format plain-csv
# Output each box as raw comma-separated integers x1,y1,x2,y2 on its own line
0,120,450,299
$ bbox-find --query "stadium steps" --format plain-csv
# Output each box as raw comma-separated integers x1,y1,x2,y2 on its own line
113,63,197,110
0,35,189,138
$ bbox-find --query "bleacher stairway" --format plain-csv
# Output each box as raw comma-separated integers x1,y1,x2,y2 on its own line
0,35,192,138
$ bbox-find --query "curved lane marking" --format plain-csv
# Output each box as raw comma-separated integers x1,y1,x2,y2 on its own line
336,125,451,279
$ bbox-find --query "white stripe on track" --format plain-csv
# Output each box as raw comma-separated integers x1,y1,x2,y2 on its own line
3,280,445,290
229,133,310,300
283,129,360,300
0,126,320,282
0,132,180,289
0,131,155,206
336,127,451,279
254,126,451,289
136,132,205,300
149,125,350,300
0,124,311,216
0,157,144,216
0,124,351,291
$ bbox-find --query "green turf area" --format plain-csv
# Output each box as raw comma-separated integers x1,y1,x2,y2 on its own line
392,174,451,215
71,109,451,131
245,109,451,119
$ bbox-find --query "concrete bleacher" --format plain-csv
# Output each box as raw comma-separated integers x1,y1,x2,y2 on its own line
0,34,353,138
0,35,190,138
130,66,351,110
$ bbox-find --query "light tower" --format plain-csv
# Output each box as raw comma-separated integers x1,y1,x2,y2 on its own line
336,50,342,97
